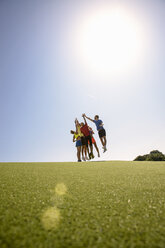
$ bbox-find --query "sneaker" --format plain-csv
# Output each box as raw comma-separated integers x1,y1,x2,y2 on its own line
103,147,107,153
78,160,82,162
82,156,86,161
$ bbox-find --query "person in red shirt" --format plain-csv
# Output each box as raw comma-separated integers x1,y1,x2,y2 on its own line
80,114,94,159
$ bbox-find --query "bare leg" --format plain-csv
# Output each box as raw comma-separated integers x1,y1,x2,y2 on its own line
86,146,90,158
81,146,83,156
84,146,89,160
77,147,81,161
81,145,86,161
94,142,100,157
84,145,87,157
102,136,107,152
100,137,105,147
90,144,94,156
90,144,93,153
103,136,107,147
80,145,82,159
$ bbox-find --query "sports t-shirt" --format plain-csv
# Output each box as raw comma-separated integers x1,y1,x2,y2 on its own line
80,124,90,137
77,125,84,137
94,119,103,130
74,133,80,140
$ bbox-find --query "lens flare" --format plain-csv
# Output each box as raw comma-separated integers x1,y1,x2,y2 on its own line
55,183,67,196
41,207,60,230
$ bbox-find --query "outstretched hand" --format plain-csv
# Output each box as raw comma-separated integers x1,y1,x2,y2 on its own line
82,113,86,117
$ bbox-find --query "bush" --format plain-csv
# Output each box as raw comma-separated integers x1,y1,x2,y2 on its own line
134,150,165,161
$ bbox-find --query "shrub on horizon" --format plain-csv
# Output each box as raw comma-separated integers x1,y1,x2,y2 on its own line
134,150,165,161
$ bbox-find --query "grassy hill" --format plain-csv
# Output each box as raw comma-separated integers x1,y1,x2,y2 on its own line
0,161,165,248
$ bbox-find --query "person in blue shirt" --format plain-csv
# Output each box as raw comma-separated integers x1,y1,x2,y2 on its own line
83,114,107,153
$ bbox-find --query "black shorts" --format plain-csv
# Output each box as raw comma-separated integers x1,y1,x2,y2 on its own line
98,128,106,138
81,136,86,146
85,135,92,147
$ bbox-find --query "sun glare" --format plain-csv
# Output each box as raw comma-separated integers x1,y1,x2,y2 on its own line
76,7,146,77
41,207,60,230
55,183,67,196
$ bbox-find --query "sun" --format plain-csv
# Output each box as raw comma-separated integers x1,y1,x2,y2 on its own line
76,7,146,78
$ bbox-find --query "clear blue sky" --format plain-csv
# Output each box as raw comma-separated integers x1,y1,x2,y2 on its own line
0,0,164,162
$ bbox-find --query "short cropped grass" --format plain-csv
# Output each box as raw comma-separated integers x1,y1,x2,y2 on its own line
0,161,165,248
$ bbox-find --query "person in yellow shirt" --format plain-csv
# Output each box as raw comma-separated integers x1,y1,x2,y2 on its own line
70,130,82,162
75,118,89,161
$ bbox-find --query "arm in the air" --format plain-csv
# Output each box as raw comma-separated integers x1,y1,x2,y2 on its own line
84,114,94,122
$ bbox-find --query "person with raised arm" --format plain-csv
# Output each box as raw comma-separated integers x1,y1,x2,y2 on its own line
78,115,94,159
84,114,107,153
75,118,88,161
70,130,82,162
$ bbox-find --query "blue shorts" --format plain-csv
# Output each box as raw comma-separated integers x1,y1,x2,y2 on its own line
76,140,82,147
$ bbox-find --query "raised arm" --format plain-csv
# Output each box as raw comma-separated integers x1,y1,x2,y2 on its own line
75,118,78,131
75,118,79,125
82,114,87,124
84,114,94,122
75,118,80,132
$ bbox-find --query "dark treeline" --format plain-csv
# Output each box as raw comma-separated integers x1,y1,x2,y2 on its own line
134,150,165,161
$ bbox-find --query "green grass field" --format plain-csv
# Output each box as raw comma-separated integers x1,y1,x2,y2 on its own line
0,161,165,248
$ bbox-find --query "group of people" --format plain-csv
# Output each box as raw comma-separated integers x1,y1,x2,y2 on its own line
70,114,107,162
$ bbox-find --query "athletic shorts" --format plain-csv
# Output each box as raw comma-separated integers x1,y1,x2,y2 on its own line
88,137,96,144
85,135,92,147
98,128,106,138
76,140,82,147
81,136,86,146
